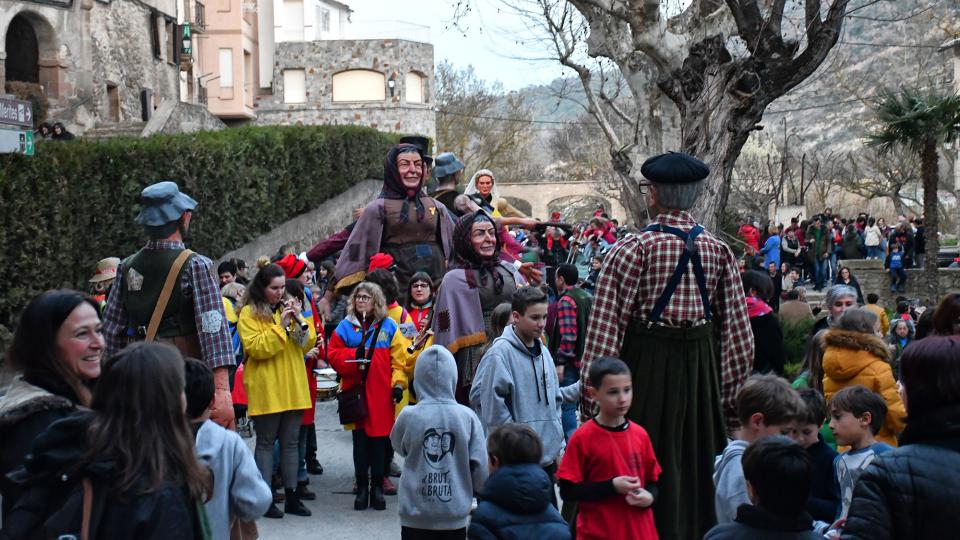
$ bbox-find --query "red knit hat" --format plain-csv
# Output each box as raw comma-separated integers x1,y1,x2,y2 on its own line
276,254,306,278
368,252,396,273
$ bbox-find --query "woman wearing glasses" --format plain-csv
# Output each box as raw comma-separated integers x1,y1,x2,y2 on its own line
405,272,435,332
327,282,412,511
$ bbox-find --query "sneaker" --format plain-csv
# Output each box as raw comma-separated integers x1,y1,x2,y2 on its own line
382,477,397,496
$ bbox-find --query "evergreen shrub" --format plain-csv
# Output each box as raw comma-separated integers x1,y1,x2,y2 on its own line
0,124,398,355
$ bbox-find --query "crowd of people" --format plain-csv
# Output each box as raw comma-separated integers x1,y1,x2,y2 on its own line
2,141,960,540
737,210,930,294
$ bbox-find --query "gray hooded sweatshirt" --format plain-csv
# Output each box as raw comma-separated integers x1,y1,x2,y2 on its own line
390,345,489,530
469,324,565,466
195,420,272,540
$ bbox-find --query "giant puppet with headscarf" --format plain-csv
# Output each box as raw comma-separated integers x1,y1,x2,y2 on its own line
430,210,523,404
333,143,456,299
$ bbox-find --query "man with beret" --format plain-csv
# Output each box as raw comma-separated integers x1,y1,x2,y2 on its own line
102,181,236,428
579,152,754,539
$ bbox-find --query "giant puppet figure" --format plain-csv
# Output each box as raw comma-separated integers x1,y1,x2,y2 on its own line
579,152,755,539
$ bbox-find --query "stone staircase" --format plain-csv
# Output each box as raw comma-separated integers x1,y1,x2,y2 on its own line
82,121,146,140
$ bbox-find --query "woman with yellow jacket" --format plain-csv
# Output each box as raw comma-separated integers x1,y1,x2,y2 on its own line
239,263,316,518
822,308,906,447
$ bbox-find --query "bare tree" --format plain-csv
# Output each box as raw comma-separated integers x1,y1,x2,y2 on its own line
843,148,923,216
434,61,539,182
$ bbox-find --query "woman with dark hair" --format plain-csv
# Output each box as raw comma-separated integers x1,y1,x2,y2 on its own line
238,263,316,518
2,342,212,538
741,270,785,375
833,266,864,304
0,290,104,520
844,336,960,539
405,271,435,332
931,293,960,336
430,211,522,404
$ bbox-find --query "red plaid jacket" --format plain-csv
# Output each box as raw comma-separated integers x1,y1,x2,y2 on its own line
580,211,754,421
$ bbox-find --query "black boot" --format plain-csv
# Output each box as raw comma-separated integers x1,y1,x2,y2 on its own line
284,488,312,516
264,503,283,519
296,480,316,501
370,478,386,511
354,477,369,511
306,459,324,475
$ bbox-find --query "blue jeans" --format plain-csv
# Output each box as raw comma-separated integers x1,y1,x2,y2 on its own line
829,252,839,281
890,268,907,292
867,245,884,259
814,257,827,290
561,365,579,440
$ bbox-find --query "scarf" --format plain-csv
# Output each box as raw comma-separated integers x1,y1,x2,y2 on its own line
379,143,426,223
454,211,505,294
746,295,773,318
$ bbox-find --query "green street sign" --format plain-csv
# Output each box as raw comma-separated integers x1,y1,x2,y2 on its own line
0,129,35,156
24,130,34,156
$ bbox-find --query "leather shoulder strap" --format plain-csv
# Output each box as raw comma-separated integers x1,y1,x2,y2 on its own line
145,249,195,342
81,477,93,540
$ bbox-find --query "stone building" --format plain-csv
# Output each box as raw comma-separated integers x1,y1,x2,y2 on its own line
253,38,435,137
1,0,183,132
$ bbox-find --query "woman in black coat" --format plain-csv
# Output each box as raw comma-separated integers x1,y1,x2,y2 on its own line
0,291,103,521
843,336,960,539
741,271,785,376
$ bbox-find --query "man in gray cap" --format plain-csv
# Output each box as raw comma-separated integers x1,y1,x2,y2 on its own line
102,181,235,428
431,152,466,215
578,152,754,539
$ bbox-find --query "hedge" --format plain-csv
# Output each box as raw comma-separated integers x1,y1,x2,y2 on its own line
0,125,399,354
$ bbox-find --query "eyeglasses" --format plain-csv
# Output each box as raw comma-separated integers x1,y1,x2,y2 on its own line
411,283,430,289
355,295,372,302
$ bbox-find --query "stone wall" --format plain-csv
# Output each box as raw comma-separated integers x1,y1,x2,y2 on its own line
142,100,226,137
253,39,435,139
0,0,181,132
839,259,960,307
218,179,381,266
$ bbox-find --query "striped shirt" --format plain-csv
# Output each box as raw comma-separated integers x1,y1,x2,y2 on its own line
580,211,754,421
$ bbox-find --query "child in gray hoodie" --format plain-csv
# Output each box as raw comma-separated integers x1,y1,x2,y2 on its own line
185,359,272,538
390,345,489,538
470,287,565,506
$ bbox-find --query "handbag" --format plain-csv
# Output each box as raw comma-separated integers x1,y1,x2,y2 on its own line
336,319,384,425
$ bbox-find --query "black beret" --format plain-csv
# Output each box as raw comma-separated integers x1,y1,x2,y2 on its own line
640,152,710,184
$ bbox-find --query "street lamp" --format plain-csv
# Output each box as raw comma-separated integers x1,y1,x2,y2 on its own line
181,23,193,57
387,74,396,97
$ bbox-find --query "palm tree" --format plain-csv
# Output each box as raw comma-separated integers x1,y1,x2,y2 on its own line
867,88,960,304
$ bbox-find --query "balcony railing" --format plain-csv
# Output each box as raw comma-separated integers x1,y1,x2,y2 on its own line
186,0,206,32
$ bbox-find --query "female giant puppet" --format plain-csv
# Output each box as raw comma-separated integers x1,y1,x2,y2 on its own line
430,210,522,404
334,143,456,299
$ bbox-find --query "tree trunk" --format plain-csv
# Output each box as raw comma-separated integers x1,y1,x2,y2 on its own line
660,38,765,232
920,139,941,305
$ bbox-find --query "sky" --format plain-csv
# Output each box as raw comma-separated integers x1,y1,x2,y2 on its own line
348,0,569,91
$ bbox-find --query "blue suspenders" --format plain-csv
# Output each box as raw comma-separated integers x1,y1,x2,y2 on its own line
641,223,712,323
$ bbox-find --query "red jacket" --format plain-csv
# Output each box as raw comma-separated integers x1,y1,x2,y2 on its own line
738,224,761,254
327,315,409,437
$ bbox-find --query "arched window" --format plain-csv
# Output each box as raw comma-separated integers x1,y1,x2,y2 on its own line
405,72,425,103
332,70,385,102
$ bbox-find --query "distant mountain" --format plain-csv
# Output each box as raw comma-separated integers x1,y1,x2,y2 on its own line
507,0,955,156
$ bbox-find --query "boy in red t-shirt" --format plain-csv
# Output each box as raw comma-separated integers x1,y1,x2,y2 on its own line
557,356,662,539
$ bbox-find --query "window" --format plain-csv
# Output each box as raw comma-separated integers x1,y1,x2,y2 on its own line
282,0,304,41
219,48,233,87
283,69,306,103
332,70,385,102
107,85,120,122
320,8,330,32
165,20,177,64
150,14,161,59
405,72,425,103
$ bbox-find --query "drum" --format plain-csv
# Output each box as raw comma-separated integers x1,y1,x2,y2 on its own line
315,368,340,401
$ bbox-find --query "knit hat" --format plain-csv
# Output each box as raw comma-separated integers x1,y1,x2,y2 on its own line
276,254,306,278
368,252,396,273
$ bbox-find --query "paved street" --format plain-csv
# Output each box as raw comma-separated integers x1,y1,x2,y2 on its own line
247,399,402,540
